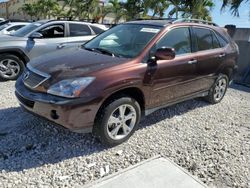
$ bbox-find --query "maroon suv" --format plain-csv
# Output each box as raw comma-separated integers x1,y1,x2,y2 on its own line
15,19,239,146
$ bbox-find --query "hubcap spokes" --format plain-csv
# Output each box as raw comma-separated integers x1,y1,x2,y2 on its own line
214,78,227,101
0,59,20,78
107,104,136,140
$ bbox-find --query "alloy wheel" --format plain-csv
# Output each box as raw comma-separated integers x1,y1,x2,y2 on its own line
107,104,137,140
0,59,20,79
214,78,227,101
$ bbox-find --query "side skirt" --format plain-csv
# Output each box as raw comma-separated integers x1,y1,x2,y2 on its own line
145,91,209,116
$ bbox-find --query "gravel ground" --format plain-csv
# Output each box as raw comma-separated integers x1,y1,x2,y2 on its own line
0,81,249,188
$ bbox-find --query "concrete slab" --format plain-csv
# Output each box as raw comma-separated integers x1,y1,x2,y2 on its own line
84,157,207,188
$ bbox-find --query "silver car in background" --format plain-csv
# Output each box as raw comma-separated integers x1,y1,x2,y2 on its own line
0,20,107,80
0,22,30,35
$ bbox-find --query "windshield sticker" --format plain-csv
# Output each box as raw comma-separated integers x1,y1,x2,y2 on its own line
140,28,160,33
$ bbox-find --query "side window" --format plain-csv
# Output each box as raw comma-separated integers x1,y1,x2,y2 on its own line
7,25,24,32
69,24,92,37
156,27,191,55
194,28,213,51
39,24,64,38
210,31,221,49
90,25,104,35
215,32,228,47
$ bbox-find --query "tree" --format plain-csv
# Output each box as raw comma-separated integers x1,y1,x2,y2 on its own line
221,0,250,17
122,0,144,20
37,0,60,19
168,0,183,18
143,0,170,18
182,0,214,20
104,0,126,24
20,3,40,19
168,0,214,20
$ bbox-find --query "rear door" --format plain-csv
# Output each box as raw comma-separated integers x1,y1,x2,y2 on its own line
66,23,96,47
192,27,225,90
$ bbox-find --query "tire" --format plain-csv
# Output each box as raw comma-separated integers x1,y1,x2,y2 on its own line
205,74,229,104
93,96,141,147
0,54,25,81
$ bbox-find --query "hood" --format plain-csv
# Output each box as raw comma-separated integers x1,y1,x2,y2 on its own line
0,35,27,42
29,47,129,80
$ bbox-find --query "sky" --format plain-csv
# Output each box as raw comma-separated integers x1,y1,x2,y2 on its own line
0,0,249,28
211,1,250,28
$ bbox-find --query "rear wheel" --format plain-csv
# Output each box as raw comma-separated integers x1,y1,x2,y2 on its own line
93,97,141,146
205,74,229,104
0,54,25,80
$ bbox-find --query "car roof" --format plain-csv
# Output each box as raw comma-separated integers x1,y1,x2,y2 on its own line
7,22,30,25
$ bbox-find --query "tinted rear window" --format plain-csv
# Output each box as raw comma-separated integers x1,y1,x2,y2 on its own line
194,28,213,51
215,32,228,47
211,30,220,48
69,24,92,36
90,25,104,34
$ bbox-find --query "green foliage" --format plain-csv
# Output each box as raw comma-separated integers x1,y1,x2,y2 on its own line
221,0,249,17
22,0,246,22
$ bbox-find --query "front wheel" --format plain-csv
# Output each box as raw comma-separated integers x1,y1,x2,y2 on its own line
93,97,141,146
205,74,229,104
0,54,25,81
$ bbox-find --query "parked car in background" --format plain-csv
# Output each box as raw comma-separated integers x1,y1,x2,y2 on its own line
15,19,239,146
0,20,107,80
0,22,30,35
0,18,5,22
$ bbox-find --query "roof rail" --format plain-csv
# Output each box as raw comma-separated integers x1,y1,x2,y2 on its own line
135,18,177,21
173,18,218,26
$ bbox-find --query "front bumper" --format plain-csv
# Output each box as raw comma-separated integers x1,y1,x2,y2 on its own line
15,78,102,133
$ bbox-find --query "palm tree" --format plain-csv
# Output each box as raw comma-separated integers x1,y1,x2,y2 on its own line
37,0,60,19
221,0,250,17
104,0,126,24
122,0,144,20
168,0,214,20
143,0,170,18
168,0,183,18
20,3,40,20
182,0,214,20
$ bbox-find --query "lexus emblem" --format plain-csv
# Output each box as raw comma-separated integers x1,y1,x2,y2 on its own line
23,71,30,80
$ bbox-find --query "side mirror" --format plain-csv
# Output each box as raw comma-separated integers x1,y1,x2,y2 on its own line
155,47,175,60
29,32,43,39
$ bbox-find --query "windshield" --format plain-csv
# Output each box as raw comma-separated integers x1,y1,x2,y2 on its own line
84,24,162,58
12,22,43,37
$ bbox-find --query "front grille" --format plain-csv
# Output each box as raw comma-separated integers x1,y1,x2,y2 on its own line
22,66,50,89
15,92,34,108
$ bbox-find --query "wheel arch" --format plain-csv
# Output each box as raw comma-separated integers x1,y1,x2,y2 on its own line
96,87,146,119
220,66,234,81
0,49,30,65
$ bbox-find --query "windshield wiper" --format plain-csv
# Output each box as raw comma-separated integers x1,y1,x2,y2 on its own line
82,45,118,57
92,48,116,57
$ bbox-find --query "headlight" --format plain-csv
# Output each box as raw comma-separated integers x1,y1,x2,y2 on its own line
47,77,95,98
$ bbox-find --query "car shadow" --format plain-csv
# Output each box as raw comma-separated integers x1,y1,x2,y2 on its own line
0,99,209,172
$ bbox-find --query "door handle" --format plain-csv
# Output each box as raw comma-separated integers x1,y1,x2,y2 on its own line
218,53,226,58
187,59,197,64
57,44,66,49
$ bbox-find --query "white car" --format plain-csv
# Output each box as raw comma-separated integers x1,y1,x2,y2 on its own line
0,18,5,22
0,22,30,35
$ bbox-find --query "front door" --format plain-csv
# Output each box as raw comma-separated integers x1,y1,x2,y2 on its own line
149,27,199,107
26,24,68,59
